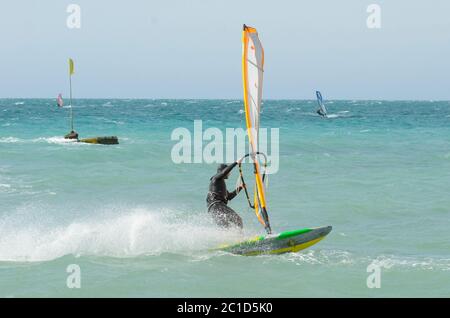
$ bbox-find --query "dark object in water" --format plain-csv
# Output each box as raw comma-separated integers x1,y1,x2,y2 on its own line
79,136,119,145
64,130,79,140
316,109,327,118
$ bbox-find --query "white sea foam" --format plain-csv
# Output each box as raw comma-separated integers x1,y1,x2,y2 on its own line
0,137,22,143
32,136,78,144
279,250,450,271
0,207,246,262
368,255,450,271
281,249,355,266
103,118,125,125
0,136,79,145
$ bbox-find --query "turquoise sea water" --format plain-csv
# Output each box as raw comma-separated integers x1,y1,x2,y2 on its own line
0,99,449,297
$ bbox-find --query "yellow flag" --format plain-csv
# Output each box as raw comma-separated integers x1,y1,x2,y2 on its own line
69,58,75,75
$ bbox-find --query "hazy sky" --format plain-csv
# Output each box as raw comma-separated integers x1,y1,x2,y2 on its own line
1,0,449,99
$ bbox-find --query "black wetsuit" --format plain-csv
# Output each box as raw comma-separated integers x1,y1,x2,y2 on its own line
64,131,79,140
206,162,243,229
317,109,326,117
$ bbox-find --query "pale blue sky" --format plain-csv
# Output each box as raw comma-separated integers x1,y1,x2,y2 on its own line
0,0,449,99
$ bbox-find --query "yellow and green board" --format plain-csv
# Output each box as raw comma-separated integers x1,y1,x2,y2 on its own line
217,226,332,256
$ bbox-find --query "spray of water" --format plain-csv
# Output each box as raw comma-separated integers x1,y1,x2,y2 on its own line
0,207,249,262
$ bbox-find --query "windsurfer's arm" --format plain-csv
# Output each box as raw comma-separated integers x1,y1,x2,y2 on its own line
227,184,244,201
214,161,238,179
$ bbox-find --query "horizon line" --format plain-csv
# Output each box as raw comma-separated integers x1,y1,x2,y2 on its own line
1,97,449,102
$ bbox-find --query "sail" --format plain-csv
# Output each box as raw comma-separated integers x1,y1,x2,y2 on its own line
57,94,63,107
242,25,271,234
316,91,327,115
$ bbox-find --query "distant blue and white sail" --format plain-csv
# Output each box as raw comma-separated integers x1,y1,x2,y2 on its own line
316,91,328,117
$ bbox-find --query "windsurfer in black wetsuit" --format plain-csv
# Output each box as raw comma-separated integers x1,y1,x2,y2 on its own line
207,160,245,229
64,130,78,140
317,108,326,117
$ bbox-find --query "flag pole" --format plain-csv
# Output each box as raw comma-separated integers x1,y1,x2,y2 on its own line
69,59,74,132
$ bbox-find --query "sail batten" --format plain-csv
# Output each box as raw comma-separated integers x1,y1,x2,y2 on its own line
242,25,271,234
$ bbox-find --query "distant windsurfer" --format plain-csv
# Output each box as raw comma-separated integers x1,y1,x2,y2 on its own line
315,91,328,118
57,94,63,108
207,160,244,229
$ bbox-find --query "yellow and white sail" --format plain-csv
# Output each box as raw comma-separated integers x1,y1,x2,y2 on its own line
242,25,271,234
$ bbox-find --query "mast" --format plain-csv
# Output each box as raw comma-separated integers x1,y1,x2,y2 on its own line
68,58,74,132
69,73,73,131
